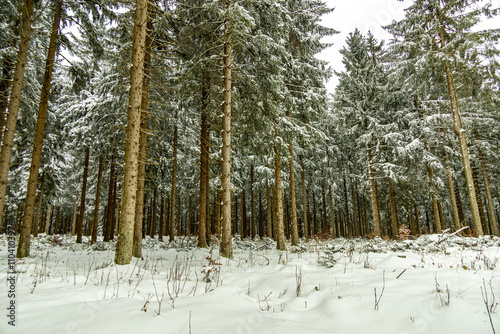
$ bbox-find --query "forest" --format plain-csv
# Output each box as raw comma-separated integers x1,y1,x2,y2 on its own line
0,0,499,263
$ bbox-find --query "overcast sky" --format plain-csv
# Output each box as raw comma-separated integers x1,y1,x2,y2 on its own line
317,0,410,93
317,0,500,94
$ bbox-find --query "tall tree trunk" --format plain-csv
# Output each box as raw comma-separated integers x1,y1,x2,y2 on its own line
471,160,488,234
288,146,299,245
159,195,164,241
198,81,209,247
250,165,255,240
133,14,152,257
0,0,34,225
114,0,149,265
329,186,336,237
72,189,78,236
343,176,351,236
274,152,286,250
301,169,308,238
169,110,178,242
414,203,420,235
91,154,104,244
33,172,45,237
150,188,157,238
476,134,499,236
440,27,482,236
367,148,381,237
220,12,233,258
17,0,62,258
351,180,359,237
426,163,442,234
321,184,327,234
313,192,318,235
44,204,52,235
266,181,272,238
446,164,461,232
387,177,398,239
409,205,416,236
77,147,90,243
104,152,115,241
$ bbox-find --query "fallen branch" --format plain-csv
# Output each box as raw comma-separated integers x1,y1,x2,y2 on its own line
437,226,469,244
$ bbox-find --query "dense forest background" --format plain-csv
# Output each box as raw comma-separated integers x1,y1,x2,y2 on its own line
1,0,499,263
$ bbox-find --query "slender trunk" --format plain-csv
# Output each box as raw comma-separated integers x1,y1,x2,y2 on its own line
313,192,318,235
414,203,420,235
343,176,351,236
76,147,90,243
0,0,34,225
198,81,209,247
476,134,499,236
72,190,78,235
471,160,488,234
150,187,157,238
169,110,178,242
274,152,286,250
440,27,482,235
159,196,164,242
351,180,359,237
44,204,52,235
0,52,16,141
329,186,336,237
54,207,60,235
33,173,45,237
220,19,233,258
258,191,263,238
446,164,461,231
301,169,308,238
17,0,62,257
104,152,115,241
426,163,442,234
409,205,416,236
266,181,272,238
250,165,255,240
288,146,299,245
91,154,104,244
132,15,152,256
387,177,398,239
367,148,381,237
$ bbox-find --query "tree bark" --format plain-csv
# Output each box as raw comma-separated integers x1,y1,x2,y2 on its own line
17,0,62,258
351,180,359,237
104,152,115,241
288,146,299,245
150,188,157,238
301,169,308,238
446,164,461,232
250,165,255,240
387,177,398,239
367,148,381,237
440,27,482,236
329,186,336,237
220,13,233,258
266,181,272,238
133,14,152,257
91,154,104,244
44,204,52,235
33,172,45,237
198,80,209,247
77,147,90,243
169,110,178,242
0,0,34,226
114,0,148,265
476,135,499,236
274,152,286,250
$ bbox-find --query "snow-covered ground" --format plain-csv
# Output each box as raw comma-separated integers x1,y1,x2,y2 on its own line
1,233,499,334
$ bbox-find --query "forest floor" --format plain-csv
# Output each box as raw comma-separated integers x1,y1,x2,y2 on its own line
1,232,499,334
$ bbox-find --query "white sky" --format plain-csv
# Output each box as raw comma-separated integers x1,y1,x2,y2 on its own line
318,0,500,94
317,0,411,93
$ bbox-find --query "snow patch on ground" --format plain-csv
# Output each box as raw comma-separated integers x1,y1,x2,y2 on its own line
1,233,499,333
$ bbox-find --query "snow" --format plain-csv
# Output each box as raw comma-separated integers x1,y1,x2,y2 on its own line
1,234,499,334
